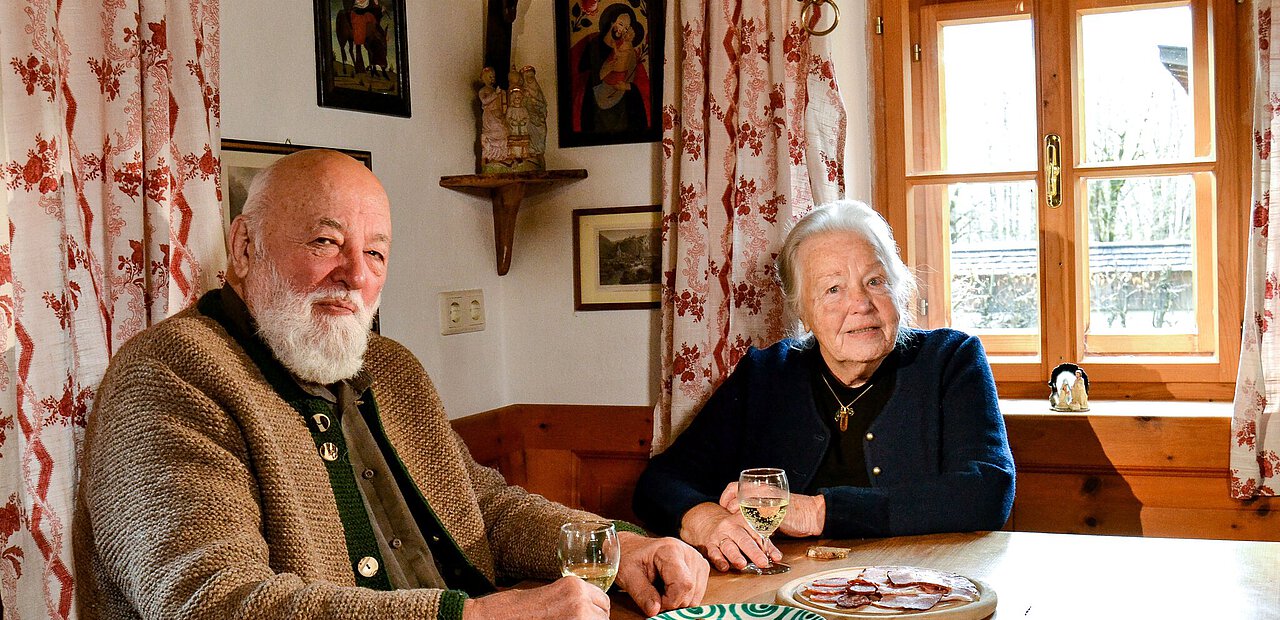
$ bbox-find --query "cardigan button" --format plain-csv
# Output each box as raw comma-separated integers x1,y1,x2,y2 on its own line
357,556,380,577
872,466,882,476
311,413,332,433
865,432,875,441
319,442,339,462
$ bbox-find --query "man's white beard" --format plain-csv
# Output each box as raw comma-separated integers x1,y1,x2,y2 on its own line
246,261,379,385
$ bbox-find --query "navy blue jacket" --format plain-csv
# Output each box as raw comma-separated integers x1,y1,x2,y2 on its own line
633,328,1015,539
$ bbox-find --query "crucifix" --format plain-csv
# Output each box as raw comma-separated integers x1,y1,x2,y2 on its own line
484,0,520,89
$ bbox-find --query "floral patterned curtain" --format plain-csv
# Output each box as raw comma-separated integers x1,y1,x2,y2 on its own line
0,2,223,617
653,0,846,452
1235,3,1280,499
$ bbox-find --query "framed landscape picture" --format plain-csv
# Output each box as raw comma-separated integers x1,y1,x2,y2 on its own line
573,205,662,310
555,0,664,147
313,0,411,117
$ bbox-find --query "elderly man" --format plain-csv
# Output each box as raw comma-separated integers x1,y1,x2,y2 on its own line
74,150,707,619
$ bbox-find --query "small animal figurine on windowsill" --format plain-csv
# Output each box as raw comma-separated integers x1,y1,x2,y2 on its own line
1048,363,1090,412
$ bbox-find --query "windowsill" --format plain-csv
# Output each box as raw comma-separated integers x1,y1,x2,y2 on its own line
1000,398,1233,418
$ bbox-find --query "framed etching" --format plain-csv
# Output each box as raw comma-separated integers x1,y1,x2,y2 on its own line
555,0,664,147
314,0,412,117
573,205,662,310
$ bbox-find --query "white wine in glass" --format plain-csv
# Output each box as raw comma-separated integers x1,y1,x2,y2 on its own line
738,467,791,575
557,521,620,591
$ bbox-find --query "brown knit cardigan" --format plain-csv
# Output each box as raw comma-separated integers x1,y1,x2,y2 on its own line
74,305,594,619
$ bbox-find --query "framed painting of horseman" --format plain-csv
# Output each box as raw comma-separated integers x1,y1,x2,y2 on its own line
314,0,411,117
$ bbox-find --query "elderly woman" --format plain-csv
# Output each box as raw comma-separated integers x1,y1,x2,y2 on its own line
632,200,1015,572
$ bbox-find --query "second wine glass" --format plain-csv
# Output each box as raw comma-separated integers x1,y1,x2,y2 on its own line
737,467,791,575
557,520,620,590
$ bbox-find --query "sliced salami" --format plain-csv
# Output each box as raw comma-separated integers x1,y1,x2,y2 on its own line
835,593,875,609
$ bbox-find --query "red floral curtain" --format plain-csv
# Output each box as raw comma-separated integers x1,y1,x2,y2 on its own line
0,1,224,616
653,0,846,452
1234,3,1280,499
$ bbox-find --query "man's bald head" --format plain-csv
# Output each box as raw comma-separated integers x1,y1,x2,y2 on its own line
237,149,385,252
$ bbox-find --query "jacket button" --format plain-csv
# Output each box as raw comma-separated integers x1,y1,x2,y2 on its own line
319,442,339,462
431,535,441,543
872,466,882,476
357,556,379,577
361,468,376,479
865,432,875,441
814,433,824,441
390,537,403,549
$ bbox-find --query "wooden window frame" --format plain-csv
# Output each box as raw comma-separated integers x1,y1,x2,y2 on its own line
871,0,1250,399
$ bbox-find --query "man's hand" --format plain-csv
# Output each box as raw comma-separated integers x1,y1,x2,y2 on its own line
719,483,826,538
678,502,781,573
463,577,609,620
615,531,709,617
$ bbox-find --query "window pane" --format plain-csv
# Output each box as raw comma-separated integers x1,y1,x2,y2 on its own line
909,181,1040,356
950,182,1040,335
1084,175,1196,336
1080,6,1194,164
938,18,1036,172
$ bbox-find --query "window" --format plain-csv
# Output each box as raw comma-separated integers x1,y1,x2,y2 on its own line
872,0,1248,398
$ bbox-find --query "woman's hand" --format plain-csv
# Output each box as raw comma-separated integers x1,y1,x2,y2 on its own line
678,502,781,572
718,483,826,538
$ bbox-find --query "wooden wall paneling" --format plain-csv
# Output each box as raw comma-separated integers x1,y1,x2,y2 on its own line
575,451,650,524
453,405,1277,542
1013,471,1277,540
518,404,653,452
450,407,514,471
1005,413,1230,470
524,448,582,508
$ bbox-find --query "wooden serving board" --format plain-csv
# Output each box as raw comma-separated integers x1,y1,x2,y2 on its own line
775,567,997,620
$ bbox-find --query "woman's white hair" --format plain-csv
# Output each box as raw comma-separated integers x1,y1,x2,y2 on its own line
777,199,918,346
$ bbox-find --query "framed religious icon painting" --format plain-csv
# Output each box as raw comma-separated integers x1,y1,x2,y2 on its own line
313,0,412,117
555,0,665,147
573,205,663,310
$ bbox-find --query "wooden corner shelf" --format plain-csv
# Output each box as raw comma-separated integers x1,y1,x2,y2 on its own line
440,169,588,275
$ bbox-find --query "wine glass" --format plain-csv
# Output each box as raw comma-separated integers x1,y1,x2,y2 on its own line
557,520,620,591
737,467,791,575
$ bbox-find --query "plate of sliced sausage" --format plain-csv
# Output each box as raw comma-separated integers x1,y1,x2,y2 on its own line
775,566,996,619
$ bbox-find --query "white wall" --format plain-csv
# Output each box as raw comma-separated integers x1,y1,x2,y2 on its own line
222,1,869,417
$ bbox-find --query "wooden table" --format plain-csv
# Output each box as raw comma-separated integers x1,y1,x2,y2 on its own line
608,531,1280,619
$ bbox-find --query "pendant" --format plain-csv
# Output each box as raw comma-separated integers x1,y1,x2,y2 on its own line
837,406,852,432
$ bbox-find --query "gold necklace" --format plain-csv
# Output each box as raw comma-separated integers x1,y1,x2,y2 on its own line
821,374,874,432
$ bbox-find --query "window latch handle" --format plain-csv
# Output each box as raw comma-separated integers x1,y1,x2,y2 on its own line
1044,134,1063,209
